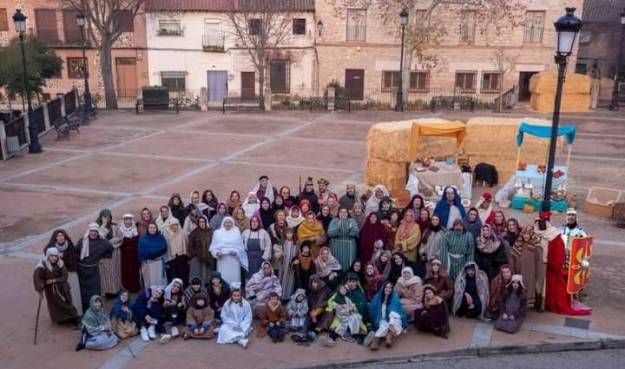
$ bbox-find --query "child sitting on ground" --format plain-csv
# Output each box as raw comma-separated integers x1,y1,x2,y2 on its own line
184,294,214,340
258,292,287,342
287,288,309,332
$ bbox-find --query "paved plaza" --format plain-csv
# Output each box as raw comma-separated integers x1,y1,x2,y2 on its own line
1,109,624,369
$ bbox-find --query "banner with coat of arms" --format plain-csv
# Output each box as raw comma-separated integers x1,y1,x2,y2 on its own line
567,236,593,294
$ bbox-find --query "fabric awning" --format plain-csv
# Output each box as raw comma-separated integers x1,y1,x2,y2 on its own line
409,121,466,161
516,122,577,146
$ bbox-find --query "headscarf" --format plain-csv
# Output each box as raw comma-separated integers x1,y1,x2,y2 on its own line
489,265,512,308
233,207,250,231
287,288,308,317
251,178,276,203
314,247,342,278
209,217,249,271
372,250,392,280
377,196,393,220
82,295,110,331
257,197,275,229
242,192,260,218
511,226,541,258
286,206,305,228
358,213,387,262
389,251,409,283
226,192,242,213
347,260,366,285
45,229,77,272
297,214,323,241
138,224,168,262
316,206,333,231
79,223,102,260
36,247,64,271
210,203,228,230
397,209,417,240
110,289,132,321
507,274,526,289
184,277,209,306
164,278,184,300
476,224,502,254
395,266,422,288
463,207,482,240
307,275,330,309
163,218,187,260
434,186,466,227
369,283,407,330
365,184,390,216
119,214,139,238
364,262,385,299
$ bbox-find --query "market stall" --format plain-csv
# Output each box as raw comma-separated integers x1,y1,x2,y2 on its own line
505,122,576,212
406,121,470,200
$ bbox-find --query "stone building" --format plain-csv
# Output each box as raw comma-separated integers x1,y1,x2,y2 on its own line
0,0,149,104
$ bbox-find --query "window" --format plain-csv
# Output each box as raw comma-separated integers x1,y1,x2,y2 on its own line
203,20,224,50
455,71,477,92
346,9,366,41
0,9,8,32
410,71,430,92
161,71,186,92
249,19,262,35
67,57,86,79
62,10,82,44
35,9,59,43
523,11,545,43
460,10,476,44
381,71,400,92
158,19,182,36
270,60,290,93
481,72,501,92
293,18,306,35
114,10,134,33
414,9,428,43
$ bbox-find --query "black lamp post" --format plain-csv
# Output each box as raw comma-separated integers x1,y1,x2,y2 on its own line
542,8,582,213
13,9,42,154
76,11,93,121
395,8,408,112
609,9,625,111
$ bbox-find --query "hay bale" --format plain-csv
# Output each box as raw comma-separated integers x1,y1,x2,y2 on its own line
529,73,591,113
365,158,407,190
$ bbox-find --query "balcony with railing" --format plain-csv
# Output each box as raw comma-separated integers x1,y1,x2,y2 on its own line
202,33,225,52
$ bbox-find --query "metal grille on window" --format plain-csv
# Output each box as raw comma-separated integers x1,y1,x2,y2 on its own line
270,60,290,93
161,71,186,92
293,18,306,35
346,9,366,41
158,20,182,36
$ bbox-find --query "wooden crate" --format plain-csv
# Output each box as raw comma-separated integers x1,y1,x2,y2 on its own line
585,187,623,218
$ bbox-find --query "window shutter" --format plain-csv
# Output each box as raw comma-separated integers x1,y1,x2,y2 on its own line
0,9,9,32
114,10,134,33
63,10,82,44
35,9,59,43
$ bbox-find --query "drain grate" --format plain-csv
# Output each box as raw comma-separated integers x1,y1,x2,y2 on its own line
564,317,590,330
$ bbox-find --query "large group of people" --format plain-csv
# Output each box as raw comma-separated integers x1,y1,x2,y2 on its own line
33,175,591,352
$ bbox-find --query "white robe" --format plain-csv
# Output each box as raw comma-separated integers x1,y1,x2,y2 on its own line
210,217,249,286
217,299,253,344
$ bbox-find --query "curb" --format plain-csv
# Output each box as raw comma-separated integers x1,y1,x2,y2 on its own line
287,338,625,369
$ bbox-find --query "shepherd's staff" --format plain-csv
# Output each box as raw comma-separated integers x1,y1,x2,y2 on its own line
299,176,302,195
34,293,43,345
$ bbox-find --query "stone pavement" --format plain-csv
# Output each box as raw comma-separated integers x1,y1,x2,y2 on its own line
0,109,624,369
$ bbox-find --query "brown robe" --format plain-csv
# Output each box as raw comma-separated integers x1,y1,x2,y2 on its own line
424,270,454,306
257,302,287,338
509,233,544,308
185,303,215,339
33,262,79,324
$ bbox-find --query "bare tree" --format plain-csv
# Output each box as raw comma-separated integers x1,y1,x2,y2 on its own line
63,0,145,109
491,46,521,112
226,0,295,109
326,0,526,104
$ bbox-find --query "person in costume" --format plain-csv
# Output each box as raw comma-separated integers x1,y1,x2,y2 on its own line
233,206,250,232
316,178,334,209
453,262,489,320
226,191,242,216
201,189,219,220
509,226,545,309
359,213,388,264
168,193,188,225
216,283,253,349
163,218,189,284
394,266,424,322
287,288,309,332
562,208,587,246
210,203,229,230
475,224,508,281
257,292,287,342
207,272,230,322
184,293,214,340
424,259,454,307
78,295,119,351
485,265,512,320
294,241,315,292
252,175,278,204
313,247,342,290
279,228,299,300
413,284,450,339
395,209,421,264
368,281,408,350
307,275,332,333
475,192,495,224
138,222,168,294
44,229,83,315
420,215,447,262
95,209,122,298
110,289,138,339
76,223,113,312
133,286,166,343
365,185,390,216
137,208,154,236
339,184,363,212
119,214,141,293
463,207,482,241
241,215,272,279
494,274,527,334
188,216,213,283
256,197,275,230
183,277,208,307
209,217,249,286
326,285,366,343
245,261,282,317
298,177,319,214
327,208,360,272
364,262,385,300
434,186,466,230
278,186,297,209
438,219,475,281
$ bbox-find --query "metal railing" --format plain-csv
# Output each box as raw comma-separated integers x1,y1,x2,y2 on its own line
202,34,225,52
64,90,77,115
4,115,28,147
48,98,63,122
494,85,518,111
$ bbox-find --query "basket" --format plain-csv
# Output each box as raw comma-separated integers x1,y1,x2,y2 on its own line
585,187,623,218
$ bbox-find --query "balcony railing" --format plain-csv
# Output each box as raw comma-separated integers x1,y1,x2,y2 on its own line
202,33,225,52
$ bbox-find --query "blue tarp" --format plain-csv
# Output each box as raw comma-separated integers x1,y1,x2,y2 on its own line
516,122,577,146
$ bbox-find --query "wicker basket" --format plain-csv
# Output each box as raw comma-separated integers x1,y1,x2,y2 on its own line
585,187,623,218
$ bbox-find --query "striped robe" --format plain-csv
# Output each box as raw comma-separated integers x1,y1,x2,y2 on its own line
327,218,360,272
438,231,475,281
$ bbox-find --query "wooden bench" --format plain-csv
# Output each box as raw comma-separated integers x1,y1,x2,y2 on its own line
430,96,475,112
52,115,80,140
136,89,179,114
222,97,264,113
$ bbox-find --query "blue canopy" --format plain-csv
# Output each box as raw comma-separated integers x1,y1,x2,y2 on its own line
516,122,576,147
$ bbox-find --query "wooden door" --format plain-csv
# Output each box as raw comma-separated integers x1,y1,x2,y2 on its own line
207,71,228,102
241,72,255,99
115,58,138,98
345,69,364,101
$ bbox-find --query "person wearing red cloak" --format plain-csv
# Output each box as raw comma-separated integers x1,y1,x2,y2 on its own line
539,212,591,316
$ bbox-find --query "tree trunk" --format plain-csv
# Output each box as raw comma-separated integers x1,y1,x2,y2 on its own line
100,37,118,110
402,45,415,108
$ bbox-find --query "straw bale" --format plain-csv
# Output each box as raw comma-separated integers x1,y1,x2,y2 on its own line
529,73,591,94
599,78,614,100
531,93,591,113
365,158,407,190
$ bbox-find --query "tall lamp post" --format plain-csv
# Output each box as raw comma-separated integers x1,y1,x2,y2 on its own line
542,8,582,213
395,8,408,112
609,9,625,111
13,10,42,154
76,11,93,121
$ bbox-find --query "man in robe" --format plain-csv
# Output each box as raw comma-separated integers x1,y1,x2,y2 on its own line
452,262,489,320
561,208,586,246
434,187,466,230
317,178,334,209
217,283,253,348
475,192,495,225
438,219,475,281
76,223,113,312
339,184,362,212
252,175,278,204
298,177,319,213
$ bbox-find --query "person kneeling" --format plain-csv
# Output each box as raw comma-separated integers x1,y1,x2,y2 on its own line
184,294,214,340
258,292,287,343
326,285,366,344
494,274,527,334
368,282,407,350
217,283,253,349
77,295,119,351
453,262,489,320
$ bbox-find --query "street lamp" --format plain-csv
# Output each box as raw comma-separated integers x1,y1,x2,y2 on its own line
13,9,42,154
317,19,323,36
542,7,582,213
76,10,93,122
609,9,625,111
395,8,408,112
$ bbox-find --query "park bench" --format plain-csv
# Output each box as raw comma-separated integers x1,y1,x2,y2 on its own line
136,88,179,114
52,114,80,140
222,97,264,113
430,95,475,112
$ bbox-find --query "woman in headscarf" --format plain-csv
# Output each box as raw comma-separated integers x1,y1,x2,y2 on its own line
95,209,122,297
327,207,360,272
372,250,392,281
79,295,119,351
509,225,544,309
350,202,366,229
327,194,340,218
403,194,425,219
210,203,228,230
384,209,401,252
365,184,390,216
453,262,489,319
217,283,253,348
242,215,273,279
394,266,424,321
189,190,208,220
272,195,286,213
168,193,187,225
163,278,185,337
297,211,326,257
364,262,385,300
245,261,282,317
287,206,305,229
377,197,393,221
317,204,333,232
119,214,141,293
475,224,509,281
76,223,114,312
209,217,249,286
463,207,482,241
138,222,168,294
256,197,275,230
133,286,166,342
183,277,209,307
486,265,512,320
307,275,332,333
434,186,466,230
313,246,342,290
242,191,260,218
44,229,82,315
502,218,521,255
155,205,172,232
233,206,250,232
207,272,230,322
495,274,527,334
188,216,213,283
420,215,447,262
136,208,154,236
201,189,219,220
326,285,366,343
226,191,242,215
490,210,507,236
287,288,309,332
358,212,388,265
279,186,297,209
389,252,417,283
163,218,189,284
269,209,289,245
33,247,80,325
346,259,366,286
368,281,407,350
110,289,138,339
424,259,454,307
439,219,475,281
182,204,201,238
298,198,311,217
279,228,299,300
413,285,450,339
395,209,421,263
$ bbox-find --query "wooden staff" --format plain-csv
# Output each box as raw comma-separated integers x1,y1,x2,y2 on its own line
34,293,43,345
299,176,302,195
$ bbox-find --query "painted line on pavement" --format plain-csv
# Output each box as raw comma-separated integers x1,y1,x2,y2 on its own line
570,155,625,163
0,152,93,183
469,321,493,348
228,160,360,174
98,338,150,369
0,182,131,198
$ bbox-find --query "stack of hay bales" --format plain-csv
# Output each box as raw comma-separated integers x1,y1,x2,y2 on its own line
365,118,460,195
530,72,591,113
465,117,563,183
